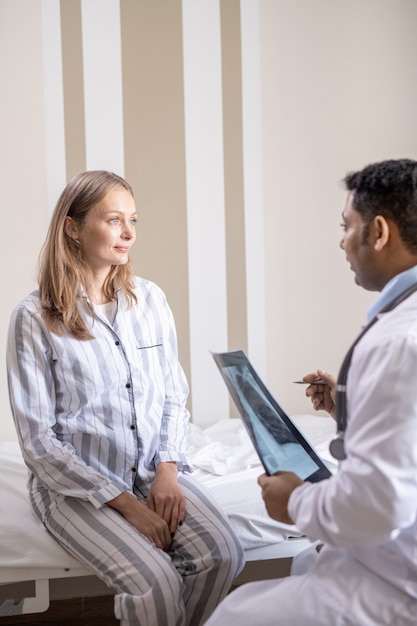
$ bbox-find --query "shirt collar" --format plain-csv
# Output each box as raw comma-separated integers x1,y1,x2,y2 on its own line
76,281,121,303
367,264,417,322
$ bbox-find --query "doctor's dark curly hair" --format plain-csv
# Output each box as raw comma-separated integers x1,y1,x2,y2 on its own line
344,158,417,252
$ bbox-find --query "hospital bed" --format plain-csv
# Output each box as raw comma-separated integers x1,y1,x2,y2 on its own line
0,414,337,618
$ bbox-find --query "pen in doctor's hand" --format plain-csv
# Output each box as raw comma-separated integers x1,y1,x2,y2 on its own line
293,380,326,385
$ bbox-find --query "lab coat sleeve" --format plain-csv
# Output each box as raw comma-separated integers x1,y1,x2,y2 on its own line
288,330,417,548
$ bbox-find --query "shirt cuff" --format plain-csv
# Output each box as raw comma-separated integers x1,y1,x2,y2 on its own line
155,450,194,473
89,482,124,509
288,481,311,526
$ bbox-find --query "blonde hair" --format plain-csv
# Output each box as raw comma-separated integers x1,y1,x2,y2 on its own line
38,171,137,339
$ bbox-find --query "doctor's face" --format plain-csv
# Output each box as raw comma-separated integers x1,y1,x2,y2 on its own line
339,192,379,291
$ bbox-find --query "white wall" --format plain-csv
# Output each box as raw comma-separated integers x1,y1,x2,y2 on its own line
260,0,417,414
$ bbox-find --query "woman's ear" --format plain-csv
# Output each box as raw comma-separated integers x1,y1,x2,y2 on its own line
373,215,390,251
64,216,79,240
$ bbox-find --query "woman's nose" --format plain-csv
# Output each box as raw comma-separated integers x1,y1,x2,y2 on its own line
121,223,135,239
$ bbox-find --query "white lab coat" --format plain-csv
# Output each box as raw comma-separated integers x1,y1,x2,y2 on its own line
206,292,417,625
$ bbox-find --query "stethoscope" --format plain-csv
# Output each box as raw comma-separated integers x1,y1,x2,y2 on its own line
329,281,417,461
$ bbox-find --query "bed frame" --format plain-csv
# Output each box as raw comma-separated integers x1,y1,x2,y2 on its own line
0,540,313,618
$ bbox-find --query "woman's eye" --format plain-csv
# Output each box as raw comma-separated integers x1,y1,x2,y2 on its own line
109,218,119,224
339,223,347,232
130,218,137,225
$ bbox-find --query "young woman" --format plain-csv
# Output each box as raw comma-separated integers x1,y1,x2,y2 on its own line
7,171,244,626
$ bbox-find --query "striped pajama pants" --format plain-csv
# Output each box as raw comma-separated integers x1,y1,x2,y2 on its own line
32,473,245,626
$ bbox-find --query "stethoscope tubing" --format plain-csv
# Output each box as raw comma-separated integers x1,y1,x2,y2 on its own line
331,281,417,460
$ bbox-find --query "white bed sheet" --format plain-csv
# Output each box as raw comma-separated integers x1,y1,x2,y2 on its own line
0,441,85,576
187,414,337,553
0,414,337,581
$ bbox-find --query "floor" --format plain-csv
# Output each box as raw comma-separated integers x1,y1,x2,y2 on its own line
0,596,118,626
0,558,292,625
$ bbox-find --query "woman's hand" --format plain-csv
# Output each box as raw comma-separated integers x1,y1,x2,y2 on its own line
147,462,186,536
107,491,173,550
303,369,337,420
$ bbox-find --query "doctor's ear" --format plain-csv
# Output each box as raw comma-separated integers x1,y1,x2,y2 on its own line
372,215,390,251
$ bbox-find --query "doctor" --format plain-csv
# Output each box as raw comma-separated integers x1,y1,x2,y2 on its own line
205,158,417,625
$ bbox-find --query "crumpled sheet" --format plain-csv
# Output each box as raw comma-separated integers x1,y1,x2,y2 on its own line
187,413,337,475
187,418,260,474
186,414,338,549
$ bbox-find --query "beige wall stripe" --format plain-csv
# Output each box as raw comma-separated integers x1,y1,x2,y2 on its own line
220,0,248,356
120,0,191,398
60,0,86,179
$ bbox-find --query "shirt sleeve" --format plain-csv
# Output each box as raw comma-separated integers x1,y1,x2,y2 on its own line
7,303,124,508
148,284,193,472
288,331,417,548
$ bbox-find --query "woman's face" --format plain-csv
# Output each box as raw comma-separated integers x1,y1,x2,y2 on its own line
76,187,137,276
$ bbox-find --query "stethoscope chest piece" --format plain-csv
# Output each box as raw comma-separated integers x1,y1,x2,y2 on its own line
329,434,346,461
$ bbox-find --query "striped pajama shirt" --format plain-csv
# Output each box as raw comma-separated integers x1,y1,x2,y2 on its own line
7,277,245,625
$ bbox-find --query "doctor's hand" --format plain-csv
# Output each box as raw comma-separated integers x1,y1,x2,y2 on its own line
303,369,337,419
258,471,304,525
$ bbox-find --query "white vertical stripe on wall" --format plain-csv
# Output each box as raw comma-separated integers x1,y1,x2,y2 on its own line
41,0,66,214
81,0,124,175
240,0,267,377
182,0,229,425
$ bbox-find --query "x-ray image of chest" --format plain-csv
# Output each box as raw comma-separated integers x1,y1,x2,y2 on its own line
220,362,319,479
226,366,298,445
